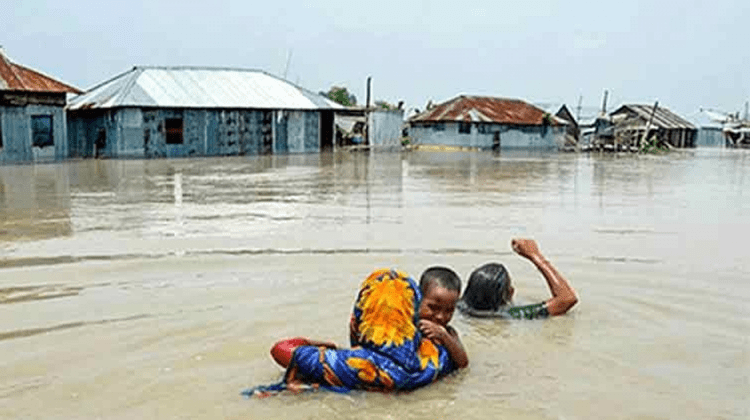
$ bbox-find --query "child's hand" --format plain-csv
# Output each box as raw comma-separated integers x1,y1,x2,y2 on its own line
418,319,449,345
511,238,541,260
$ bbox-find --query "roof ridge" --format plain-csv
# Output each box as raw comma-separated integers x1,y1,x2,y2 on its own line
78,67,141,95
133,65,269,73
457,94,524,101
130,65,331,100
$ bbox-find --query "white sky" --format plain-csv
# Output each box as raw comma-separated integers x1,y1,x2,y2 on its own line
3,0,749,121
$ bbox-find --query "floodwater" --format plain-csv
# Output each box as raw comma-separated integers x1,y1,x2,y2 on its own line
0,149,747,420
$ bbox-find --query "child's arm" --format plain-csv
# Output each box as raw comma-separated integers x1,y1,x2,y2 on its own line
418,320,469,369
512,238,578,316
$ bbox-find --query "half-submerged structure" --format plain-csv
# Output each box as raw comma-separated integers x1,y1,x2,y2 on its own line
592,104,697,150
0,49,81,163
67,66,342,159
407,95,568,150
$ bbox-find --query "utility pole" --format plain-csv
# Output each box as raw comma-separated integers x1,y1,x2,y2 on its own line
600,90,609,116
283,50,293,79
365,76,372,146
576,95,583,122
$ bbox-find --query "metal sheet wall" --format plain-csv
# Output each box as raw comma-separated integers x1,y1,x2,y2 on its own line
67,108,323,159
410,122,563,149
368,110,404,147
0,103,67,163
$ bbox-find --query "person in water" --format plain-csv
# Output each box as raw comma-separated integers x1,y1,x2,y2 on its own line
414,266,468,368
247,267,467,396
458,238,578,319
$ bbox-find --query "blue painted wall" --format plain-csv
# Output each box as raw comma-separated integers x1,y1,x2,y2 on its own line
68,107,324,159
1,104,67,163
409,121,564,149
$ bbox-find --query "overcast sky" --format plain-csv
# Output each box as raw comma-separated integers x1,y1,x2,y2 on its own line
3,0,748,121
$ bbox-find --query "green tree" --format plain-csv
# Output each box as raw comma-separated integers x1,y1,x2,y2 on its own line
320,86,357,107
374,100,395,110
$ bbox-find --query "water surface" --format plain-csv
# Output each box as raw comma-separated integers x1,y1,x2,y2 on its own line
1,149,748,419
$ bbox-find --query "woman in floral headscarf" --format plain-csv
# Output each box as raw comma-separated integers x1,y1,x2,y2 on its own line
243,268,462,396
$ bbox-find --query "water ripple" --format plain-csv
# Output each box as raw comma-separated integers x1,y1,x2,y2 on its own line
0,248,512,269
0,314,151,342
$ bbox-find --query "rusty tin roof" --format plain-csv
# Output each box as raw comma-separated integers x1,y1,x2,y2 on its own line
0,50,81,94
410,95,564,125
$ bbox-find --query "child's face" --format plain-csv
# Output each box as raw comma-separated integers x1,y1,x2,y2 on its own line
419,285,459,327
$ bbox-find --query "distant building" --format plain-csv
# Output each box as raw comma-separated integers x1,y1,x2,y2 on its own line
696,126,726,147
554,104,580,147
67,66,342,159
0,49,81,163
407,95,568,150
608,104,697,149
334,107,404,148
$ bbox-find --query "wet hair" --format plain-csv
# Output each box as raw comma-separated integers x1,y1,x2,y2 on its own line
461,263,512,311
419,266,461,295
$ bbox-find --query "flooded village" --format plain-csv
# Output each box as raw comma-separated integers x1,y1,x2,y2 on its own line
1,48,749,164
1,46,749,420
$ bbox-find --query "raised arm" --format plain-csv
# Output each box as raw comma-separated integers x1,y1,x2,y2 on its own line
511,238,578,316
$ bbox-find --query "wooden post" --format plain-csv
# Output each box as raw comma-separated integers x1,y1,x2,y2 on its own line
640,101,659,150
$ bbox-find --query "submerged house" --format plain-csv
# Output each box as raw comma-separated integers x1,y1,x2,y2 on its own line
67,66,342,159
408,95,568,150
606,104,697,149
0,49,81,163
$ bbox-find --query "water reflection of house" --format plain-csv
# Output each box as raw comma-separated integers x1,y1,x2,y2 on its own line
0,164,72,240
67,67,343,159
591,104,697,150
407,96,568,150
0,48,81,163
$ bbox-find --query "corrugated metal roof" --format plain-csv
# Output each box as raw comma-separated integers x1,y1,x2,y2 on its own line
0,49,81,94
611,104,696,130
67,66,343,111
410,95,565,125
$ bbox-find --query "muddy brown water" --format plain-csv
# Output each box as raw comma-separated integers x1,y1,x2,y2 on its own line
0,149,747,419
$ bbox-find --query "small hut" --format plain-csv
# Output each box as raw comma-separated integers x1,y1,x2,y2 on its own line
607,104,697,150
0,48,81,163
408,95,568,150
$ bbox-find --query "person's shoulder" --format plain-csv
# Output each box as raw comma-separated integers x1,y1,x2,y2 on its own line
458,299,549,320
505,302,549,320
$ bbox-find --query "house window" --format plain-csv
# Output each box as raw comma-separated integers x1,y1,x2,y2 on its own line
0,112,3,148
165,118,184,144
31,115,54,148
477,124,493,134
458,122,471,134
434,122,445,131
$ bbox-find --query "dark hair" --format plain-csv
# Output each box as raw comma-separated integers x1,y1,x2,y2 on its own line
461,263,512,311
419,266,461,295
